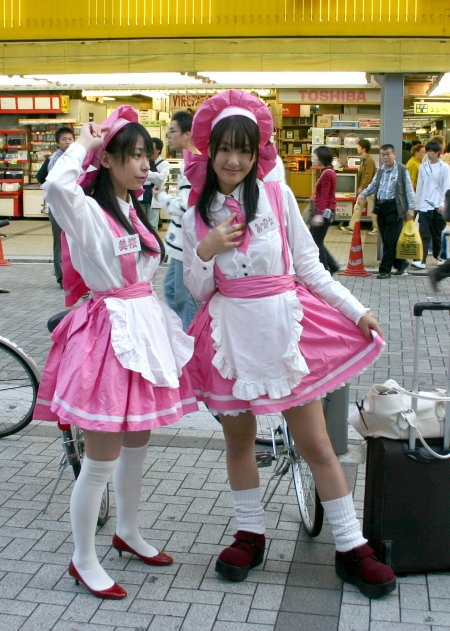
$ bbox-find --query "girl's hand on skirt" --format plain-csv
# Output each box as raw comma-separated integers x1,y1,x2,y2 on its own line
358,313,384,341
197,214,245,262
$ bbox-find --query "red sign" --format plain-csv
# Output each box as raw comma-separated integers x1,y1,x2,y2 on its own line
169,94,212,110
278,89,381,104
0,94,63,114
282,104,300,117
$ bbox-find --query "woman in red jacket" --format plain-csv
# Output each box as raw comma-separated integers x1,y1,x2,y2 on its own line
310,145,339,274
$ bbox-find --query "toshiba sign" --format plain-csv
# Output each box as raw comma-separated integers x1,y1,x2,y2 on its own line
278,89,381,104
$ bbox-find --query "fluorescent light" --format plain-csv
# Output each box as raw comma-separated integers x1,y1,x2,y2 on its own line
429,74,450,97
102,97,116,101
197,72,368,87
26,73,201,87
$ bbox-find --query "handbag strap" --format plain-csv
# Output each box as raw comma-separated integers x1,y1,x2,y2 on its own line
395,385,450,402
400,411,450,460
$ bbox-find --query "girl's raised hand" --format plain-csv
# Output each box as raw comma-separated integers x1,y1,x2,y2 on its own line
358,312,384,341
197,214,245,262
77,122,111,151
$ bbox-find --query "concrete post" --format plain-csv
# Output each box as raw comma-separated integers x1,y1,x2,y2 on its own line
375,73,404,155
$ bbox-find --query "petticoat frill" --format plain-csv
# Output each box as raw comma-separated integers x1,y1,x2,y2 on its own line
33,295,198,432
186,283,385,416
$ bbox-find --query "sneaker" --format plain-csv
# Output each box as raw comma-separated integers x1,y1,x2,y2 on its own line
335,544,396,599
376,273,391,279
437,258,445,266
392,270,408,276
368,229,378,235
340,226,353,233
411,260,426,269
215,531,265,581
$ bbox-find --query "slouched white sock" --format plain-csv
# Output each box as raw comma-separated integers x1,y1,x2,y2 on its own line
113,444,159,558
231,487,265,535
70,456,118,590
321,493,367,552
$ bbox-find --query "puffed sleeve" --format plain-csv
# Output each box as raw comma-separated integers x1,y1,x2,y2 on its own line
182,207,217,302
43,142,106,250
282,185,368,324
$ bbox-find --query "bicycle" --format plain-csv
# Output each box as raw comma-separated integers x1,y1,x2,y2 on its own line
256,413,324,537
254,385,350,537
41,309,109,526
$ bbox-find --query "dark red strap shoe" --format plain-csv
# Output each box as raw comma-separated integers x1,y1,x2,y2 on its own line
335,544,396,599
215,530,265,581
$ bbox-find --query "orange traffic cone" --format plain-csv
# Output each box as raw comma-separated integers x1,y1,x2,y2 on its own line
338,220,371,277
0,231,10,266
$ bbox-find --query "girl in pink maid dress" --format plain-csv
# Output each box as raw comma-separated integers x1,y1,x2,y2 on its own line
182,90,395,599
33,106,198,600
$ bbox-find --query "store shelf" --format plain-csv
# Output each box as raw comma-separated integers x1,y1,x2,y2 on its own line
0,179,22,183
323,127,380,131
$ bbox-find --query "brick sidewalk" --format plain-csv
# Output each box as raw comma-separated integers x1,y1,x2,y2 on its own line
0,257,450,630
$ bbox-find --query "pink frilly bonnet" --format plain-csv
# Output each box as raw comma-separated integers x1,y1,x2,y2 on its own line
77,104,139,190
184,89,277,205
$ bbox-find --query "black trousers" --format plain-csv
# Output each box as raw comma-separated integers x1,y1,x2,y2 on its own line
375,201,407,275
433,257,450,283
310,217,340,273
418,210,446,263
48,210,62,285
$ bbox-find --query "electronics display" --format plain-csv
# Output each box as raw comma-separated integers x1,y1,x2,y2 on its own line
335,173,357,197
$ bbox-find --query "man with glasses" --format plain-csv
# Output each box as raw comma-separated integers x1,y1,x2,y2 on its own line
154,111,202,330
357,144,415,279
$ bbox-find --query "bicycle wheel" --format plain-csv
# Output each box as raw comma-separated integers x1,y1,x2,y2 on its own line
283,419,324,537
0,341,39,438
255,414,283,446
67,425,110,526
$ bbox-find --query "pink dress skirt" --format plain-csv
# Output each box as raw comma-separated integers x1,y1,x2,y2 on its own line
34,286,198,433
187,282,384,416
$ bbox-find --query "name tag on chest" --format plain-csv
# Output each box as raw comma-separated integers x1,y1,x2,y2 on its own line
112,234,141,256
248,210,279,237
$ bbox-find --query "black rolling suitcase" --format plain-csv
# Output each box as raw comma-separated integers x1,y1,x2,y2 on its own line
363,302,450,574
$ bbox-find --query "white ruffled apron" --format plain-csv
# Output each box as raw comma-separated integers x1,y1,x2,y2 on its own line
195,181,309,401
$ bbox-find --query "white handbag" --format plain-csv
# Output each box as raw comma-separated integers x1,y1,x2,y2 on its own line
348,379,450,459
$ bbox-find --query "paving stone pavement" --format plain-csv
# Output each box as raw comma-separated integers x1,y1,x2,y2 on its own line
0,230,450,630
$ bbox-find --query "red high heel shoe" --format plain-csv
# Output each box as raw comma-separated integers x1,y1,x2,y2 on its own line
112,534,173,566
68,560,127,600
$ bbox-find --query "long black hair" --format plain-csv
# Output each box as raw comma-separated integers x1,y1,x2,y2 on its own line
196,115,260,227
84,122,165,261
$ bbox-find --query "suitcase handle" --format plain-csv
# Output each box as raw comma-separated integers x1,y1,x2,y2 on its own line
414,302,450,316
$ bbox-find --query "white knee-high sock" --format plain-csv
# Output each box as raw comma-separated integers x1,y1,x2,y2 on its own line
231,487,265,535
113,444,159,558
321,493,367,552
71,456,118,590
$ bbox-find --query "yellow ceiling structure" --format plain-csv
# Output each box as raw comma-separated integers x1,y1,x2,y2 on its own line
3,0,450,38
1,1,449,74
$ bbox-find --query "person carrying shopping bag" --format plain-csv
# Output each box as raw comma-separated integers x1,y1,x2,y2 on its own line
33,106,198,600
182,90,395,599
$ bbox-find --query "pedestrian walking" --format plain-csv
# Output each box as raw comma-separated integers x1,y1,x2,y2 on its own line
411,140,450,270
182,90,395,599
406,143,425,190
140,137,170,231
357,144,415,279
154,111,202,331
33,106,198,600
340,139,378,235
36,126,75,288
309,145,340,274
